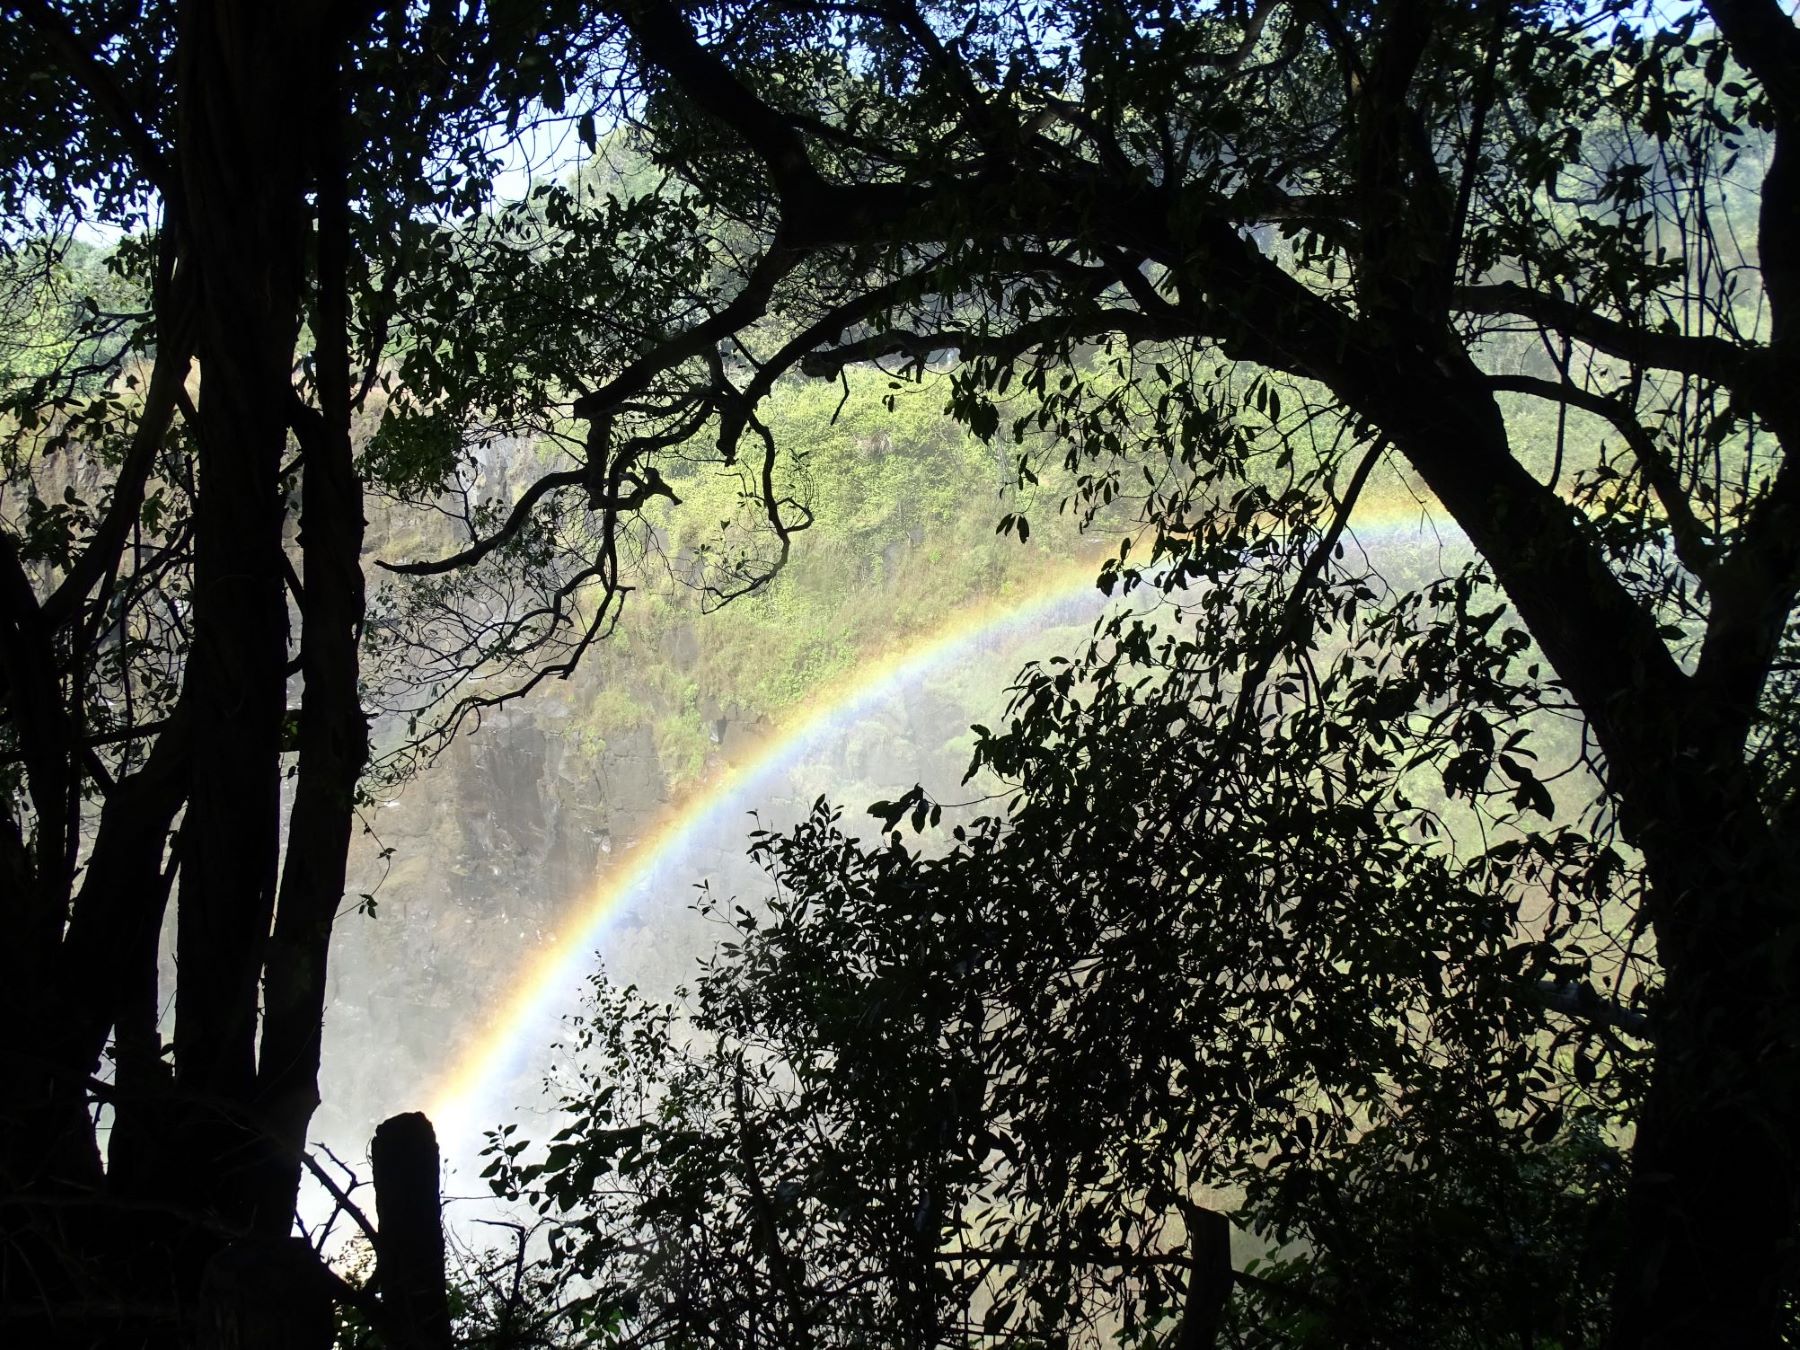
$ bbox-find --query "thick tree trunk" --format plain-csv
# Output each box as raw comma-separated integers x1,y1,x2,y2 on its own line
1605,770,1800,1347
0,626,189,1344
197,1238,334,1350
158,0,338,1319
1336,353,1799,1342
1611,1045,1794,1347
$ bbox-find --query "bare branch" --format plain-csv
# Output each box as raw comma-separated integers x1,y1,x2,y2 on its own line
301,1147,381,1249
797,308,1180,380
377,470,583,576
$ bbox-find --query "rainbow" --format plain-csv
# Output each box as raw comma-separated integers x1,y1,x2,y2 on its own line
427,550,1118,1148
427,494,1449,1151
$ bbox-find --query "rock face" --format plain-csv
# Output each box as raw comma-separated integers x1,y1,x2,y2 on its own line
316,686,673,1153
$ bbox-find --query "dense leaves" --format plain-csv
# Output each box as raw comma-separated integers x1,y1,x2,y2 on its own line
473,0,1800,1344
506,433,1651,1344
4,0,1800,1343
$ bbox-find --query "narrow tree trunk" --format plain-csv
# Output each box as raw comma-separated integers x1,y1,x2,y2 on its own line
1176,1207,1233,1350
256,48,369,1224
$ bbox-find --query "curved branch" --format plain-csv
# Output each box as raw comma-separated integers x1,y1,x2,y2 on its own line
1457,282,1769,394
43,288,196,631
716,268,949,460
617,0,821,193
375,469,582,576
716,246,1122,459
0,717,173,770
797,308,1181,380
703,407,812,608
1484,373,1717,579
1232,436,1387,735
377,570,630,775
570,241,804,420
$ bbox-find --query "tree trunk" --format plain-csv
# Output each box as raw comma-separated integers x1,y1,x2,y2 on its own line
157,1,342,1323
1327,349,1799,1342
255,53,369,1223
1176,1207,1233,1350
1605,768,1800,1347
197,1238,334,1350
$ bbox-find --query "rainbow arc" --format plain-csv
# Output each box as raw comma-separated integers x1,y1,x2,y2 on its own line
427,498,1447,1150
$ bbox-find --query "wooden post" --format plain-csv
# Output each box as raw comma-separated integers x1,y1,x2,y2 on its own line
371,1111,452,1350
1176,1206,1234,1349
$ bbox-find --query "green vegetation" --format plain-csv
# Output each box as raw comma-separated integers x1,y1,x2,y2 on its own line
483,3,1800,1348
546,373,1105,795
3,1,1799,1347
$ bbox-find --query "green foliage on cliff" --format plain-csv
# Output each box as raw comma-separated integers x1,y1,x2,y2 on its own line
528,370,1114,796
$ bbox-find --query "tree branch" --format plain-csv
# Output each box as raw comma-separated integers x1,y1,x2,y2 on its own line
797,309,1180,380
570,242,805,420
616,0,822,193
1457,282,1769,393
376,470,582,576
1524,979,1653,1039
42,282,196,631
1484,373,1717,579
1694,452,1800,752
57,697,189,1076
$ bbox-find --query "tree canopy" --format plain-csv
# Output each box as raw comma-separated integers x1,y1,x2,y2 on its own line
483,0,1799,1345
2,0,1797,1346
